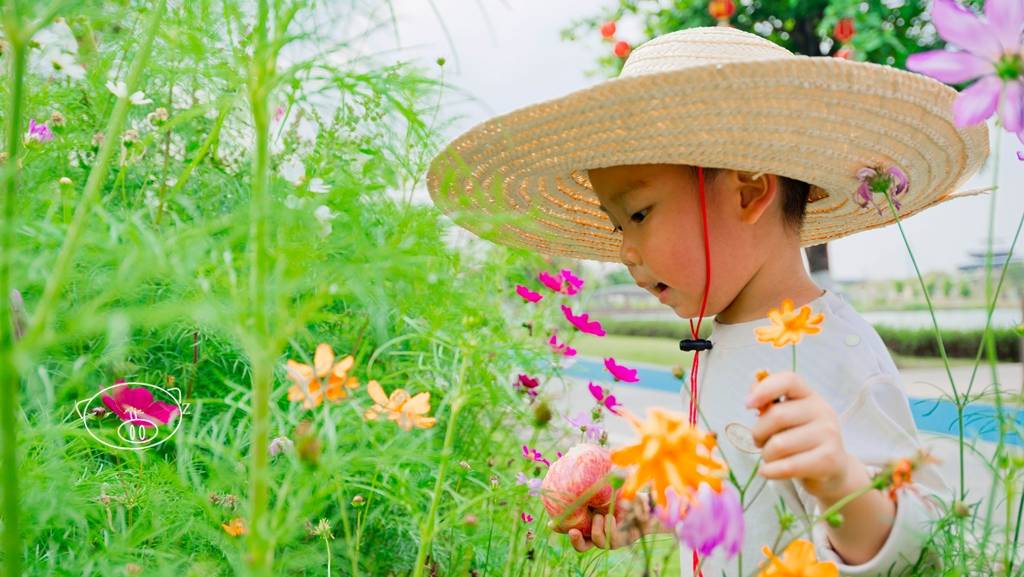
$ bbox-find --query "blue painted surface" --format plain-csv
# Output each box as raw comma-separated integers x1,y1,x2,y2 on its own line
565,357,1022,447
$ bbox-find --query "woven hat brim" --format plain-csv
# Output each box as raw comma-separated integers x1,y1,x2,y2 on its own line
427,56,989,263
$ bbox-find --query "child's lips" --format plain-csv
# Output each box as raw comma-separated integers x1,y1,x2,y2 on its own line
656,283,670,303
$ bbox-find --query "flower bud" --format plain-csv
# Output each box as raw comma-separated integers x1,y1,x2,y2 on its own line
351,495,365,507
825,511,844,528
59,176,72,186
50,111,66,127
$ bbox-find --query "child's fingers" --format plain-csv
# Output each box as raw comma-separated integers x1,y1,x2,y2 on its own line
745,372,811,410
750,398,814,448
759,445,836,480
590,514,607,549
568,528,593,552
758,421,820,462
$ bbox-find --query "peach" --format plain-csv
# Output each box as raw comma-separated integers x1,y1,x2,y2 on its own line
541,444,616,536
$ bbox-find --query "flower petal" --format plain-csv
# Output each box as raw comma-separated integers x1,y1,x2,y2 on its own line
906,49,994,84
985,0,1024,52
313,343,334,378
953,75,1002,127
932,0,1003,61
1001,80,1024,133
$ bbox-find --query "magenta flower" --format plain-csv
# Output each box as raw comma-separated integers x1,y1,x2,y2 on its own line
906,0,1024,134
101,380,180,429
655,484,744,560
853,165,910,214
561,305,606,336
588,381,622,415
538,270,565,293
522,444,551,467
603,357,639,383
514,373,541,397
560,269,584,295
25,119,54,143
521,512,534,523
516,472,544,496
548,333,577,357
566,411,605,442
538,269,585,295
515,284,543,303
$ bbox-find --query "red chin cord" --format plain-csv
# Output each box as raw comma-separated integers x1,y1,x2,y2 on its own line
689,166,712,577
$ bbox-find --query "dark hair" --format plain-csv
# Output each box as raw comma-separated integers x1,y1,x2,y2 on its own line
693,166,809,232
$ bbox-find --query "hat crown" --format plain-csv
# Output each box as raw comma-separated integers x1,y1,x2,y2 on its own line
619,26,795,78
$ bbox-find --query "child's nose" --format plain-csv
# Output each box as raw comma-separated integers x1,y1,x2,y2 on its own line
619,238,641,267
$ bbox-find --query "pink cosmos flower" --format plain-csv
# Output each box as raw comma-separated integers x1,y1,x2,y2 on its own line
561,305,606,337
514,373,541,397
516,472,544,496
521,512,534,523
101,380,180,429
538,270,565,293
906,0,1024,134
853,165,910,214
522,444,551,467
560,269,584,295
25,119,54,143
566,411,605,442
655,484,744,560
515,284,543,303
603,357,639,383
587,381,622,415
538,269,585,295
548,333,577,357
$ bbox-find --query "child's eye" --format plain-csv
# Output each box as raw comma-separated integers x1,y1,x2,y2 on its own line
630,208,649,223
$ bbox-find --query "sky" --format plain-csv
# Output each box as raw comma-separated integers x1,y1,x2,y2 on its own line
364,0,1024,282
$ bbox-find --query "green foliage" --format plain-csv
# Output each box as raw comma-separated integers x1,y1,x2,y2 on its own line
561,0,987,74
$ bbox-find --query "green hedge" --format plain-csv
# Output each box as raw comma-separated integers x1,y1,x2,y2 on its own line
599,319,1021,362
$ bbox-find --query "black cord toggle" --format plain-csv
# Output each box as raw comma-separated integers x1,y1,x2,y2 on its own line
679,338,713,352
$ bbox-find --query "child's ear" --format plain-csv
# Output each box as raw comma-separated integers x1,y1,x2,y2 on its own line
732,171,777,225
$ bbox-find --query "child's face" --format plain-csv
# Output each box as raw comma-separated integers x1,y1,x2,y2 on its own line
588,163,781,319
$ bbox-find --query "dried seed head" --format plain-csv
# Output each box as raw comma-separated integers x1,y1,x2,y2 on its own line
49,111,66,126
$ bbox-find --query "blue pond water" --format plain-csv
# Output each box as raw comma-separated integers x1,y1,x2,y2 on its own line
565,358,1022,447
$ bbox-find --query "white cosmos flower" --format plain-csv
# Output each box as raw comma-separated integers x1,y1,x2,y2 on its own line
35,48,85,80
307,178,329,193
279,157,305,185
314,204,336,237
106,81,152,105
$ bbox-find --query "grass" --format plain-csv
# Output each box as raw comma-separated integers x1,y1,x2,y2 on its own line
573,334,694,368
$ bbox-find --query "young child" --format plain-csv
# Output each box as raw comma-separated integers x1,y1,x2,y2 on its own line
426,26,988,577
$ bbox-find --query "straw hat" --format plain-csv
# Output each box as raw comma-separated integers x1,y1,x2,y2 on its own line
426,26,989,262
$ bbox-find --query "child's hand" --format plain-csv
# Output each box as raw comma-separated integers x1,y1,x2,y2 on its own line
746,371,856,503
566,512,644,551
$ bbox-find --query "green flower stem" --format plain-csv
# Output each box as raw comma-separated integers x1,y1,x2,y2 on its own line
0,9,27,576
412,359,468,577
245,0,275,574
22,1,165,348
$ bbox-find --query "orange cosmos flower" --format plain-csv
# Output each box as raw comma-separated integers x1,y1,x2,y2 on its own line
756,539,838,577
221,517,246,537
609,407,726,508
754,299,825,348
364,380,437,431
285,343,360,409
878,450,939,501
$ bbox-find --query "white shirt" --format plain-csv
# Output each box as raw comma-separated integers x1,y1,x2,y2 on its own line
679,289,947,577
